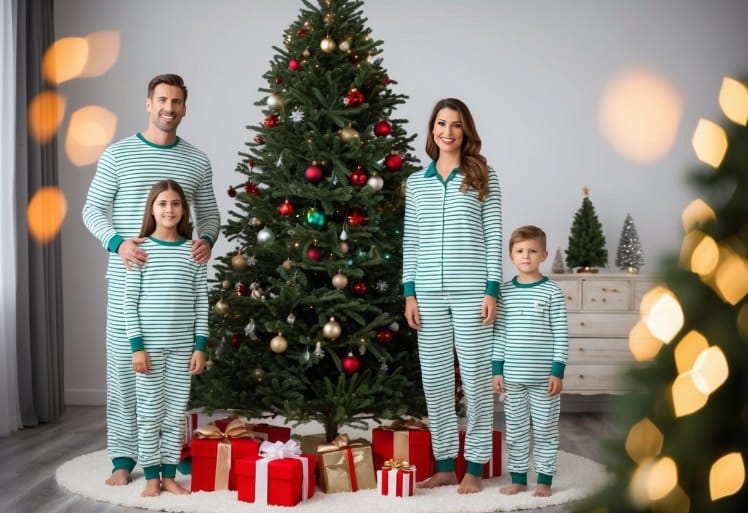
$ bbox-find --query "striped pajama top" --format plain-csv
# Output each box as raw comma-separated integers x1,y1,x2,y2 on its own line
492,276,569,383
402,161,502,297
124,237,209,352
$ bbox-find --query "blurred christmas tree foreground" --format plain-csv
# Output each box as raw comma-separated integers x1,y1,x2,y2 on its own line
190,0,426,440
575,77,748,512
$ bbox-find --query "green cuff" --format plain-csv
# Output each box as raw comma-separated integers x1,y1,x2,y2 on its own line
551,361,566,378
194,335,208,352
510,472,528,485
161,463,178,479
484,280,500,297
538,472,553,486
402,281,415,297
435,458,455,473
143,464,161,480
200,235,215,249
466,461,484,477
107,234,125,253
130,336,145,352
492,360,504,375
112,457,136,473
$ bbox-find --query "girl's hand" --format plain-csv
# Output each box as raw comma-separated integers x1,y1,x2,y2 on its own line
547,376,563,396
481,295,497,325
404,296,421,330
132,350,151,374
189,351,206,375
493,375,504,394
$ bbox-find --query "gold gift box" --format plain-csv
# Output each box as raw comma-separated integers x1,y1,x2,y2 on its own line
318,440,376,493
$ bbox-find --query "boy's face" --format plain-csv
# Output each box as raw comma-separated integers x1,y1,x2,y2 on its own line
510,238,548,276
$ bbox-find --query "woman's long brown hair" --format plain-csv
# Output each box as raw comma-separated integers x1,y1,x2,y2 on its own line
138,179,193,239
425,98,490,201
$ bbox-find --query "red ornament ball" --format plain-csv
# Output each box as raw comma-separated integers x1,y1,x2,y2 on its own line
349,166,367,187
345,88,365,107
384,153,403,172
304,164,324,184
307,246,323,261
227,187,237,198
347,208,367,227
376,328,393,344
245,181,258,194
230,333,241,348
373,120,392,137
288,58,300,71
255,135,264,144
235,283,250,296
274,76,282,84
342,352,360,374
263,115,279,128
248,159,256,168
352,280,368,295
277,199,294,216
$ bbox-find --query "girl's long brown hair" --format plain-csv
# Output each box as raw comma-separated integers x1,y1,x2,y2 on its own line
425,98,490,201
139,179,193,239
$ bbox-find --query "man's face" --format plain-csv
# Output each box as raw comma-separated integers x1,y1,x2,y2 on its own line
146,83,186,134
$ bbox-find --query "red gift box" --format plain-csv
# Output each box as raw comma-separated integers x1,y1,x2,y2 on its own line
214,417,291,443
377,462,416,497
236,440,316,506
190,419,264,492
455,429,502,480
372,421,433,482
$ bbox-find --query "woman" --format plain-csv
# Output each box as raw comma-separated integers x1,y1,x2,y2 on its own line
402,98,502,494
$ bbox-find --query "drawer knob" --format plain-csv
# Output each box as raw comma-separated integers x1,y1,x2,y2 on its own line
566,295,573,300
578,374,584,379
602,298,607,302
580,321,585,326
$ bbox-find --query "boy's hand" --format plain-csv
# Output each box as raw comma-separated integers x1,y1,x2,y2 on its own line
493,374,504,394
547,376,563,396
189,351,206,375
132,350,151,374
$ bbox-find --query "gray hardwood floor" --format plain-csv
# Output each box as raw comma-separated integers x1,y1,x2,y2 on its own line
0,404,617,513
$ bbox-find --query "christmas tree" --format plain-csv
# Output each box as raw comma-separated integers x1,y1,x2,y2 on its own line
565,187,608,271
551,247,566,274
191,0,426,441
615,213,645,272
574,78,748,512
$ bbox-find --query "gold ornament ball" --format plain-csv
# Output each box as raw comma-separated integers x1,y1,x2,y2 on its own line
339,241,349,253
322,317,342,340
332,273,348,289
320,37,336,53
214,299,230,316
232,254,248,271
339,125,359,143
222,279,232,289
270,333,288,353
282,258,293,270
338,38,351,52
266,94,283,111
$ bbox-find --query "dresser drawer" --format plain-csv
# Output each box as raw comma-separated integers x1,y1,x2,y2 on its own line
582,279,631,310
633,278,661,311
554,279,581,311
568,338,633,363
563,363,630,393
567,312,640,337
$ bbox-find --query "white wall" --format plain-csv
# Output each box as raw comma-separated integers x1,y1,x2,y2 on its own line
54,0,748,404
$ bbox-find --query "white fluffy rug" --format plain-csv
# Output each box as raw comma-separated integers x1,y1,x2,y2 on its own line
55,449,609,513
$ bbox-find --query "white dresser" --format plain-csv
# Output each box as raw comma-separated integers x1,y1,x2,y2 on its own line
549,273,660,394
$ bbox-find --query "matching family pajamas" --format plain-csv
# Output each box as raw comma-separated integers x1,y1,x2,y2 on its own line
402,161,502,476
124,237,209,480
493,276,569,486
82,133,219,473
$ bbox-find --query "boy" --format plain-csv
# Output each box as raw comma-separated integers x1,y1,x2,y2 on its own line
492,225,568,497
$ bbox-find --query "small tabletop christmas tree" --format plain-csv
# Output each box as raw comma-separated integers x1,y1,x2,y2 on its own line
191,0,426,441
551,247,566,273
565,187,608,272
615,213,644,272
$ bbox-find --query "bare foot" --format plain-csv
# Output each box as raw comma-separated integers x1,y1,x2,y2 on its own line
141,478,161,497
500,483,527,495
104,469,130,486
533,484,552,497
458,473,483,494
416,471,459,489
161,477,190,495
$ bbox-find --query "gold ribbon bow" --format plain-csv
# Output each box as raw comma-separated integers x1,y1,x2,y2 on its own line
316,433,351,454
383,458,412,470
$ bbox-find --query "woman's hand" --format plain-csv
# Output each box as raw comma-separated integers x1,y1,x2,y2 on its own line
404,296,421,330
481,295,497,325
132,350,151,374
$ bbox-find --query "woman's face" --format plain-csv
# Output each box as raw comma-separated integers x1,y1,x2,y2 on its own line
431,107,463,157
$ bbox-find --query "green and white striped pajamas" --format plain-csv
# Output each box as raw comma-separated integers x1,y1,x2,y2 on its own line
492,276,568,485
124,238,208,479
402,161,502,474
82,133,219,472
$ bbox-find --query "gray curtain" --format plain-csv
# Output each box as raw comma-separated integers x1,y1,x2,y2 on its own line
15,0,65,425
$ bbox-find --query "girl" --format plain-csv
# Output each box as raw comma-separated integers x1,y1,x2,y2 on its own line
124,179,208,497
402,98,502,494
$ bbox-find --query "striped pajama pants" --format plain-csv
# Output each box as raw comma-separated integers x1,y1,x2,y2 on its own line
416,290,494,466
503,381,560,478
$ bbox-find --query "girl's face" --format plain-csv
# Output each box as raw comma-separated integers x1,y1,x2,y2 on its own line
432,107,463,157
151,189,184,230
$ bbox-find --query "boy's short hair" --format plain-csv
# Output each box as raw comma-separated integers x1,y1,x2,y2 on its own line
509,225,547,253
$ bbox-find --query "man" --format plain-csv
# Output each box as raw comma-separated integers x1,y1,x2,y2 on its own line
82,73,220,485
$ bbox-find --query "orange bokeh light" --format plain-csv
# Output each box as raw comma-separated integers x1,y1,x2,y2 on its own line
27,187,68,244
81,31,120,78
65,106,118,166
27,91,66,142
43,37,88,85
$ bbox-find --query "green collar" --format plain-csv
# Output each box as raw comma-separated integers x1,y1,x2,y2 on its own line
148,236,187,246
137,132,181,149
512,275,549,288
424,161,460,184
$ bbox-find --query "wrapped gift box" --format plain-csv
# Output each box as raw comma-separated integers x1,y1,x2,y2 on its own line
455,429,502,480
298,432,327,455
190,419,265,492
214,417,291,443
372,422,433,482
377,462,416,497
236,441,316,507
318,436,376,493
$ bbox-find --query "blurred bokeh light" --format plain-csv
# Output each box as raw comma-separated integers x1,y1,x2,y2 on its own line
718,77,748,126
65,106,117,166
709,452,745,501
27,187,68,244
43,31,120,85
599,68,682,164
692,119,728,168
27,91,66,142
